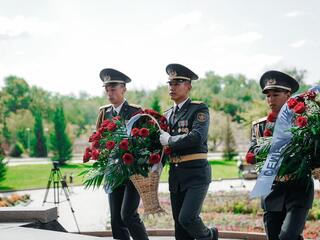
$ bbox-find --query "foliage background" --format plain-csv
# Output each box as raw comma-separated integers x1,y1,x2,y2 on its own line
0,68,316,158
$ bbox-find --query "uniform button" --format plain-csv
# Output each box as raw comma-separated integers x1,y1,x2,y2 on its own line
175,164,178,167
172,130,175,133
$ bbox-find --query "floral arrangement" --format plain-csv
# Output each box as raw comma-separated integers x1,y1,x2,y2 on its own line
247,89,320,180
81,109,170,191
279,89,320,179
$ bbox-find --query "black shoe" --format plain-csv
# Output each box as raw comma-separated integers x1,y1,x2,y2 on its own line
210,227,219,240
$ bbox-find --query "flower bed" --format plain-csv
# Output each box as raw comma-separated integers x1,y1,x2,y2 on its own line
0,193,30,207
137,190,320,239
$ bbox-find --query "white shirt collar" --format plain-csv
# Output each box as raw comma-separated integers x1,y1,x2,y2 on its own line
112,99,126,114
174,98,189,111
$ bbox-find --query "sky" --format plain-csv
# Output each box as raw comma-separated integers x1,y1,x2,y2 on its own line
1,0,320,96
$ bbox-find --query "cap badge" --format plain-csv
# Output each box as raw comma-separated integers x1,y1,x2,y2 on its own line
169,70,177,79
103,75,111,82
266,78,277,85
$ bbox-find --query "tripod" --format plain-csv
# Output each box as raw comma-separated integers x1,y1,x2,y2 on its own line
42,162,80,233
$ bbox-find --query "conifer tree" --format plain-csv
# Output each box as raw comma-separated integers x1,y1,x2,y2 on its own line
31,110,48,157
50,104,72,164
0,147,6,183
222,115,238,160
150,96,161,113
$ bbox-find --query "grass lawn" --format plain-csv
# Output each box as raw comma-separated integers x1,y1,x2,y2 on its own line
160,159,238,182
0,160,238,191
0,163,90,191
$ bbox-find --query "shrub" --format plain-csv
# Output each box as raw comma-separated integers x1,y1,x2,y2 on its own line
9,142,24,157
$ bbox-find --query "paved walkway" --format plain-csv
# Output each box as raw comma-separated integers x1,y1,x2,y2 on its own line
1,180,257,232
3,179,320,233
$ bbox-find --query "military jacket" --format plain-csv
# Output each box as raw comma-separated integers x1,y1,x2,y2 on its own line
95,101,141,130
164,99,211,192
248,117,267,154
164,99,209,155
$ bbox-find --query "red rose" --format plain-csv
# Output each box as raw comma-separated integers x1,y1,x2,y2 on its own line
267,112,278,122
83,147,92,163
263,128,273,137
101,119,111,128
112,116,121,121
83,152,91,163
91,148,100,160
106,140,116,150
139,128,150,137
149,153,161,164
144,109,159,116
164,146,172,155
122,153,134,165
287,98,298,109
245,152,255,164
131,128,140,137
293,102,306,114
119,139,129,151
92,140,100,148
89,132,101,142
97,127,105,134
295,116,308,127
106,122,117,131
305,91,317,100
160,124,169,131
160,116,167,123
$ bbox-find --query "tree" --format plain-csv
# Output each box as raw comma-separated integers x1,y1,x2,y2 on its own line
50,104,73,164
0,147,6,183
150,96,161,113
222,115,238,160
283,67,310,93
2,76,31,113
31,110,48,157
208,110,224,151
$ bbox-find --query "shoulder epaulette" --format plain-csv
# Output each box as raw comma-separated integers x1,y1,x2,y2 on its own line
191,101,203,104
252,116,267,126
99,104,112,110
127,103,141,109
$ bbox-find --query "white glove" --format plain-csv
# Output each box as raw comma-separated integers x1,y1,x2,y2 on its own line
159,130,171,146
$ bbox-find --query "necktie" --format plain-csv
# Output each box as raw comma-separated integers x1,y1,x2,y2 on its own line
112,108,118,117
171,106,179,124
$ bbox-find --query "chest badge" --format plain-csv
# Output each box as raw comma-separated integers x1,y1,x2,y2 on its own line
197,112,207,122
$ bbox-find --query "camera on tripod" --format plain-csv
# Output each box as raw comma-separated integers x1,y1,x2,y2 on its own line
43,160,80,232
52,161,60,170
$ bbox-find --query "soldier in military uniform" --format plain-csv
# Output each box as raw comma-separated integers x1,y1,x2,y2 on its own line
159,63,218,240
96,68,149,240
246,70,314,240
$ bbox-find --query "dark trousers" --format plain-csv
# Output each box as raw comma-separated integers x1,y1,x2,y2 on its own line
170,184,212,240
263,207,308,240
108,180,149,240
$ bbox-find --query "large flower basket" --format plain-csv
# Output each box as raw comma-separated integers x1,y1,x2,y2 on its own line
81,109,169,215
130,171,165,215
126,112,167,215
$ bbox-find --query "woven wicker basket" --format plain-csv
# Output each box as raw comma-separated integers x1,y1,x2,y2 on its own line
127,113,167,215
312,167,320,180
130,171,166,215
